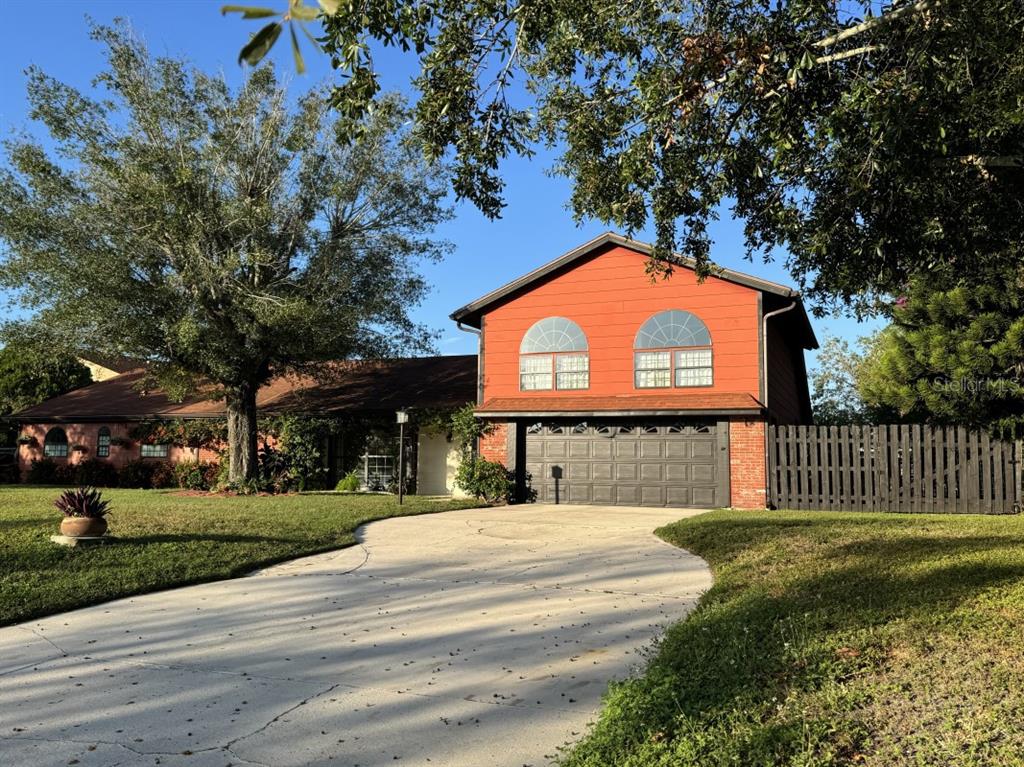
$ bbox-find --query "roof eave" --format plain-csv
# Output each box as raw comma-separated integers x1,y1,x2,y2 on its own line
473,407,766,418
449,231,801,327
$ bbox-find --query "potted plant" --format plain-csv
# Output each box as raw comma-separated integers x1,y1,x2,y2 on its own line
16,435,36,447
56,486,111,538
71,443,88,454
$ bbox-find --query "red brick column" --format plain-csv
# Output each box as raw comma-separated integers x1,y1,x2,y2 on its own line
478,421,509,465
729,417,767,509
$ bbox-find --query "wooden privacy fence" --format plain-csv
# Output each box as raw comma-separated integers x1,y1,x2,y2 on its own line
769,425,1023,514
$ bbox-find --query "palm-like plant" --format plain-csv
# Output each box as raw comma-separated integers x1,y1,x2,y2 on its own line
54,487,111,519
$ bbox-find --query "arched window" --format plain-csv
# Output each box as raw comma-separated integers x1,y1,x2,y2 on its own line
97,427,111,458
634,310,713,388
43,427,69,458
519,317,589,391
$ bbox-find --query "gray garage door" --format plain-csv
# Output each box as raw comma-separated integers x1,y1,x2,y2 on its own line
524,420,729,508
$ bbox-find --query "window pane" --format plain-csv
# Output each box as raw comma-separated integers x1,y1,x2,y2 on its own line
675,366,713,386
520,373,553,390
520,354,552,373
636,369,671,388
556,354,588,372
675,349,712,368
635,351,670,370
141,443,169,458
556,371,589,389
44,443,68,458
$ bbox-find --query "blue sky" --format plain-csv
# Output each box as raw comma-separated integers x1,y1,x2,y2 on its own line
0,1,884,368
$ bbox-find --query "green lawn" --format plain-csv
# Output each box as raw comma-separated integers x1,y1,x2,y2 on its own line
0,486,480,627
562,510,1024,767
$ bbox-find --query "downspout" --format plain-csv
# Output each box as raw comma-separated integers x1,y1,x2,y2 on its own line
761,299,797,508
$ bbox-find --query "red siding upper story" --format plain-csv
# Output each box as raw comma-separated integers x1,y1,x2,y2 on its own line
481,245,760,402
452,233,818,419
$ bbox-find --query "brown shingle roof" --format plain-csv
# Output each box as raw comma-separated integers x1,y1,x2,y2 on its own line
13,355,478,422
475,393,764,416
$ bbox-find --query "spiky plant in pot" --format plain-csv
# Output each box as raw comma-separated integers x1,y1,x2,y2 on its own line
56,487,111,538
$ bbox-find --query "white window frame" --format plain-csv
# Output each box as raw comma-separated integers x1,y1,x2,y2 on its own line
141,443,169,458
520,352,589,391
634,346,713,389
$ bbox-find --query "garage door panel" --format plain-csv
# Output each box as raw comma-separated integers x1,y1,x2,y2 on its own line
665,441,690,459
523,420,726,509
568,441,590,459
545,441,568,458
640,486,664,505
568,462,590,480
691,441,715,459
616,463,638,481
640,441,663,458
615,485,637,504
665,464,690,482
615,441,638,459
692,487,717,506
640,463,663,481
692,464,715,483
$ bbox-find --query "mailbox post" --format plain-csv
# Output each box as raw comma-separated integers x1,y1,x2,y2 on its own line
396,409,409,504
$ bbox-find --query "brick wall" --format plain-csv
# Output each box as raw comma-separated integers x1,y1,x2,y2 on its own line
478,421,509,465
17,421,220,478
729,417,767,509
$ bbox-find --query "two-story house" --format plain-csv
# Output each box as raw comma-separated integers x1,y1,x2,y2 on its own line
450,232,817,509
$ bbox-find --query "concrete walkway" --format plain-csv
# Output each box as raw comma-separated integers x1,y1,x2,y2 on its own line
0,504,711,767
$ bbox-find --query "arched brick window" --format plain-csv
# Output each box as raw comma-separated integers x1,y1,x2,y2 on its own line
44,427,69,458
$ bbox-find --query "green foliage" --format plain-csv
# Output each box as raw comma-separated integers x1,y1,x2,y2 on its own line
230,1,1023,311
810,334,898,426
25,458,67,485
259,415,338,491
455,457,513,504
71,458,120,488
0,23,451,483
118,460,157,490
130,420,227,450
335,470,360,492
448,403,485,456
0,332,91,415
172,460,221,491
859,271,1024,438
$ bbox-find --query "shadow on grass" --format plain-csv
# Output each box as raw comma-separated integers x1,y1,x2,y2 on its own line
561,512,1024,766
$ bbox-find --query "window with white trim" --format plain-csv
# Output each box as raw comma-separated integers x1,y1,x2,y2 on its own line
519,317,589,391
141,443,169,458
634,310,713,388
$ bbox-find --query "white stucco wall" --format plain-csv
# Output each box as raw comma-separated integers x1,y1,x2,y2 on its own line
416,429,469,497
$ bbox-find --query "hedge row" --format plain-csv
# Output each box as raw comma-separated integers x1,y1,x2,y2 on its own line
24,458,221,490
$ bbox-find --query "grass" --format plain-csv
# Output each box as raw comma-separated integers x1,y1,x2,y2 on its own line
561,510,1024,767
0,486,480,627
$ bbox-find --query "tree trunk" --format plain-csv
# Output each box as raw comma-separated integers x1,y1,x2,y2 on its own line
225,381,259,485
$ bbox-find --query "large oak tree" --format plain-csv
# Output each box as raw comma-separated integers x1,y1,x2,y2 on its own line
230,0,1023,313
0,23,451,484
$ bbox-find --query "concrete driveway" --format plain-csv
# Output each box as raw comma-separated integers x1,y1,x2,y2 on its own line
0,504,711,767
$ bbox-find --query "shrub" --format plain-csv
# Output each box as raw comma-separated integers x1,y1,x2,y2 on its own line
26,458,60,484
150,461,177,489
119,459,155,489
173,460,218,491
0,463,20,484
335,470,361,492
455,457,514,503
72,459,119,487
54,486,111,518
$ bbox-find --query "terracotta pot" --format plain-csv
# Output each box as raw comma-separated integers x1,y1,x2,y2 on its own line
60,516,108,538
